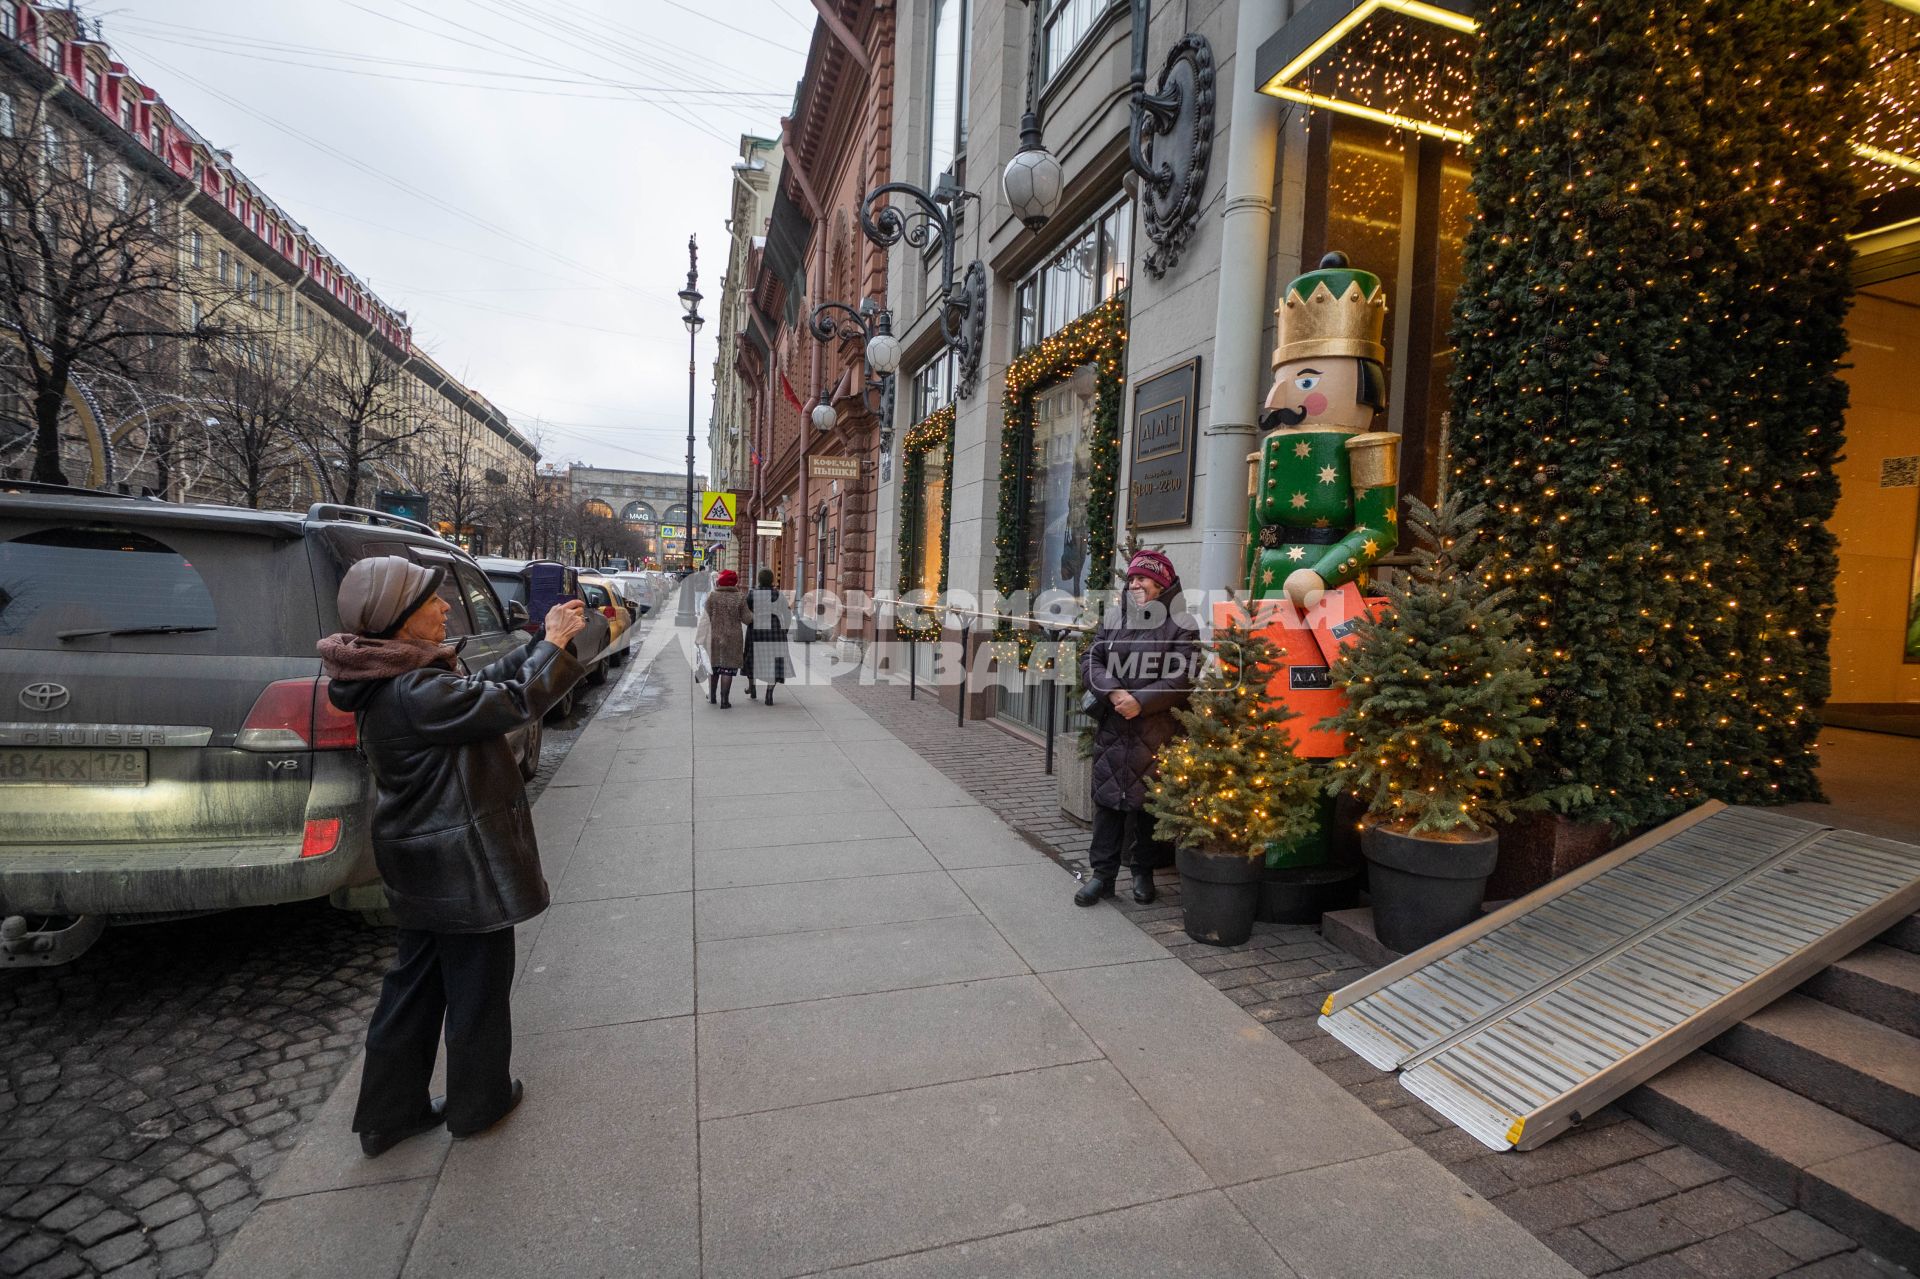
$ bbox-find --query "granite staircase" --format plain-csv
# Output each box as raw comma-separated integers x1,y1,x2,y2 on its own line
1624,912,1920,1269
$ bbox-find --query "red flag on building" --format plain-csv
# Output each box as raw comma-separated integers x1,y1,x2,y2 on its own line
779,371,805,414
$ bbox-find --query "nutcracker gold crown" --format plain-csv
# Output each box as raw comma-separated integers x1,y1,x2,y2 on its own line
1272,255,1388,367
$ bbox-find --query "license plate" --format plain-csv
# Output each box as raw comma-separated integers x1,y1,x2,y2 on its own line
0,749,148,786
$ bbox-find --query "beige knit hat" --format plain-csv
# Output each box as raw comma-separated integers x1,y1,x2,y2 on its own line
337,556,444,637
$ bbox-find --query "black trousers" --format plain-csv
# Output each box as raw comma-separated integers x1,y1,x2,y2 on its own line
1088,803,1173,880
353,926,516,1135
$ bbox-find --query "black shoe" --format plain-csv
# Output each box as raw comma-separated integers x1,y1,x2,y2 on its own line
449,1079,524,1141
1132,872,1158,905
359,1097,446,1157
1073,875,1115,907
721,696,732,709
747,686,758,700
763,689,774,705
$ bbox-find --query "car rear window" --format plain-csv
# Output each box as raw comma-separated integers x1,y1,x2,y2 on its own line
0,521,318,654
581,582,610,608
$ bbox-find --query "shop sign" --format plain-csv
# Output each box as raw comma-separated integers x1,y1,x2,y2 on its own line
807,455,861,479
1129,357,1200,529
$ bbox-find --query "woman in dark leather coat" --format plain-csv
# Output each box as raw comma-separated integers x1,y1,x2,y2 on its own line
1075,549,1200,908
319,555,585,1155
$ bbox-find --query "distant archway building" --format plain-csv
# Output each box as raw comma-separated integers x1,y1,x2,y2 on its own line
567,465,709,568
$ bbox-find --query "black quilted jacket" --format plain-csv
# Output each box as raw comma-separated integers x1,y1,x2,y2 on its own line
330,640,582,932
1078,584,1200,811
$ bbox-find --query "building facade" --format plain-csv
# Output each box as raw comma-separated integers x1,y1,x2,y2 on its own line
0,4,535,518
866,0,1920,743
734,0,895,619
710,134,781,501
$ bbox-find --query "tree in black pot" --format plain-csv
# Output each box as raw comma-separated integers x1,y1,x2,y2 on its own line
1322,495,1588,953
1148,620,1322,946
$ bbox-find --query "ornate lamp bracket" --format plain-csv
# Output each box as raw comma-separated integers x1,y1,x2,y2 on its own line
859,178,986,401
1133,33,1215,278
806,297,900,450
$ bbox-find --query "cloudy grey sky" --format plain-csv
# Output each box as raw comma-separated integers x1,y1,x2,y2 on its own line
100,0,814,477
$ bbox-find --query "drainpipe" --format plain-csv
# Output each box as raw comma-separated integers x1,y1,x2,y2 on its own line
1195,0,1289,601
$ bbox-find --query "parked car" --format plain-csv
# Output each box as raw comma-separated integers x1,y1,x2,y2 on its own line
474,557,612,705
0,493,555,966
611,571,656,616
575,573,632,664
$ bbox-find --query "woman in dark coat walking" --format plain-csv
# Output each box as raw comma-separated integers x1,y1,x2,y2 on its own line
1075,549,1200,907
743,568,789,705
319,556,585,1154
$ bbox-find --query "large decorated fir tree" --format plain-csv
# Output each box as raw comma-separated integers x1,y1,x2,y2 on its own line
1322,497,1586,836
1450,0,1863,828
1147,620,1321,857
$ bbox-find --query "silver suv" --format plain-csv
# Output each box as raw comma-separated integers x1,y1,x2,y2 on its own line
0,491,558,965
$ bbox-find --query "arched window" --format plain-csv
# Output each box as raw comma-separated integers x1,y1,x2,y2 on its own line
581,498,614,520
663,503,690,526
621,500,655,525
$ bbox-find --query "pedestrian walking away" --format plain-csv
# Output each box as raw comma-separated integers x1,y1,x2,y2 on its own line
704,568,749,708
318,555,586,1156
744,567,790,706
1076,548,1200,907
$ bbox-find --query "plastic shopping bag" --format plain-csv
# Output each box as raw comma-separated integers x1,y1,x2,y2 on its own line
694,613,712,684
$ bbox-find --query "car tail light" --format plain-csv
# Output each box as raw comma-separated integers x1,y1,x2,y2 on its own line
239,678,357,751
300,818,341,858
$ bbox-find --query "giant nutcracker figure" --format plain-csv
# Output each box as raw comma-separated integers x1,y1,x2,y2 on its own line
1248,251,1399,605
1231,252,1400,894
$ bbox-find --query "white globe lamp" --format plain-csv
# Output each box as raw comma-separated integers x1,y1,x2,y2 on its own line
1002,113,1064,233
811,401,837,432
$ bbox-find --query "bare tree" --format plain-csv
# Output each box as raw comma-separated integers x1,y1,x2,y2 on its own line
0,94,219,483
193,331,324,508
300,335,427,507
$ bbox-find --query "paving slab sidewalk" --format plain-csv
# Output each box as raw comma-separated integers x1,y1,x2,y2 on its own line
211,617,1576,1279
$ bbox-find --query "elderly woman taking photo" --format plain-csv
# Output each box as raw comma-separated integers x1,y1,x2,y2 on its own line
319,556,586,1156
1074,549,1199,908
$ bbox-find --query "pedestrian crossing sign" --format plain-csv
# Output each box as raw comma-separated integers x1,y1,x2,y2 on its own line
699,490,736,527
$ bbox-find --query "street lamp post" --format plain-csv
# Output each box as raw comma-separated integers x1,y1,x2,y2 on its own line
677,236,705,624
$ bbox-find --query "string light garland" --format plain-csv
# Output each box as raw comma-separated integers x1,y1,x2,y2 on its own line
993,291,1130,659
895,403,956,642
1449,0,1863,830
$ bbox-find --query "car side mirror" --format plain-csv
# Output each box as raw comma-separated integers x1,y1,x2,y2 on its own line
506,599,529,628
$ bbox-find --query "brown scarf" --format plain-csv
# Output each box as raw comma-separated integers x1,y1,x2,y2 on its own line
317,633,458,682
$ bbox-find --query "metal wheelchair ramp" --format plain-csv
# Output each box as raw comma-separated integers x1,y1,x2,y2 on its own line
1318,803,1920,1151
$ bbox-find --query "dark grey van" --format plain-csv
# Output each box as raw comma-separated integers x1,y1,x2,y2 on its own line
0,492,563,965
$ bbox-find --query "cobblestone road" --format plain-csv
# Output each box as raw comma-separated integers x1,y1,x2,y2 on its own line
834,668,1894,1279
0,661,628,1279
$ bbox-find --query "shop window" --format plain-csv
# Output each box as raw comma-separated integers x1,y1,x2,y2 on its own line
1023,372,1097,598
926,0,970,187
1014,198,1131,351
1305,113,1474,504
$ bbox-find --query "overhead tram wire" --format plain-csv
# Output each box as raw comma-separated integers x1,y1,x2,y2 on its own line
463,0,798,131
100,18,795,98
346,0,740,145
657,0,808,55
115,47,666,301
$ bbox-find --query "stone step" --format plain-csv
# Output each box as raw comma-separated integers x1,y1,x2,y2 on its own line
1879,913,1920,956
1800,942,1920,1038
1624,1053,1920,1270
1709,994,1920,1145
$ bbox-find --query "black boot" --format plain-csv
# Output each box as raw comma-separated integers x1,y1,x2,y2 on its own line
359,1096,446,1157
763,685,774,706
746,682,758,700
1132,870,1158,905
1073,875,1115,907
720,676,733,709
707,673,718,704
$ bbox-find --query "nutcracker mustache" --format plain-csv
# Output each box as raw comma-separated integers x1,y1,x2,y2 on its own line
1263,404,1309,429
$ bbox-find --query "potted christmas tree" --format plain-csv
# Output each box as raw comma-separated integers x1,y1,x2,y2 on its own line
1148,619,1322,946
1322,495,1586,952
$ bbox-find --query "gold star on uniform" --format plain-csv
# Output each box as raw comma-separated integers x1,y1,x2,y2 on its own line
1286,546,1306,562
1363,538,1380,556
1312,517,1331,528
1261,568,1275,584
1318,465,1338,484
1384,508,1397,524
1293,441,1311,458
1289,492,1308,509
